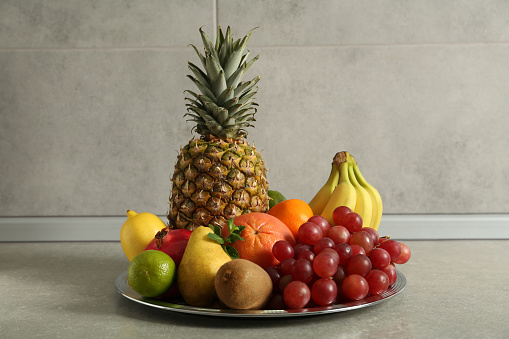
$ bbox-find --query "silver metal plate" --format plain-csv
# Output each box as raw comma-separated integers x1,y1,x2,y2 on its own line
115,270,406,318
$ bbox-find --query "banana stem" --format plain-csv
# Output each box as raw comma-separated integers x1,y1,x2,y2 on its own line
332,151,356,168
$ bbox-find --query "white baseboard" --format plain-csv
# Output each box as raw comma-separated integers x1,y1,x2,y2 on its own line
1,214,508,242
379,214,509,240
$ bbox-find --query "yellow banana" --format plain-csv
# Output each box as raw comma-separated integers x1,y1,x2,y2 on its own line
345,152,357,165
321,161,357,225
348,163,372,229
308,163,340,215
352,164,383,231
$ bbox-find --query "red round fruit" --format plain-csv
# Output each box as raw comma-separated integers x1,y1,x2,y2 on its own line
393,242,411,264
144,228,191,268
284,281,311,309
291,259,314,284
369,247,391,269
359,227,379,244
332,206,352,226
320,248,340,263
279,274,293,292
346,254,372,277
272,240,295,262
343,212,363,233
332,265,347,286
313,252,339,278
313,237,335,255
297,222,323,245
379,240,402,261
379,264,397,286
333,243,353,265
349,231,374,254
311,278,338,306
328,226,351,244
366,269,389,295
279,257,296,275
293,243,313,258
266,293,286,310
308,215,332,236
297,250,315,263
350,244,366,256
265,266,281,293
342,274,369,301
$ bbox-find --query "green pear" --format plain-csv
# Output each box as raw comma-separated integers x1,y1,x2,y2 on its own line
177,226,232,307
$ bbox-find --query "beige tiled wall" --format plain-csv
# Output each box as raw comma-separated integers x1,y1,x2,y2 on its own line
1,0,508,217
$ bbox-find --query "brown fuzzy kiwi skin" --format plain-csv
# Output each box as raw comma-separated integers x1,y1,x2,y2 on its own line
214,259,273,310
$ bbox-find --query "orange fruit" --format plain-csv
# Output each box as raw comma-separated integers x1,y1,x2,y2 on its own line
222,212,296,269
267,199,314,239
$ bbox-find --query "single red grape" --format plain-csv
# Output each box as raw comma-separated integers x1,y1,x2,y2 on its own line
308,215,332,236
314,237,335,255
359,227,379,244
313,252,339,278
279,274,293,292
332,243,353,265
393,242,411,264
369,248,391,269
279,257,296,275
298,222,323,245
349,231,374,254
342,274,369,301
328,226,351,244
366,270,389,295
265,266,281,292
311,278,338,306
332,206,352,225
343,212,363,233
272,240,295,262
320,248,340,263
379,240,402,261
379,264,397,286
293,244,313,258
346,254,372,277
350,244,366,256
265,293,286,310
297,250,315,263
284,281,311,309
291,259,314,284
332,265,347,286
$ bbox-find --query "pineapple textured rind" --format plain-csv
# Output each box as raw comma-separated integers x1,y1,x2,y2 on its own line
168,138,269,230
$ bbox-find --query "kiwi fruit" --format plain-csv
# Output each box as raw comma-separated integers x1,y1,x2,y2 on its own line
214,259,273,310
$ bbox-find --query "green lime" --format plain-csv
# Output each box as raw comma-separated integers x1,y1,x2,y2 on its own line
268,190,287,210
127,250,176,298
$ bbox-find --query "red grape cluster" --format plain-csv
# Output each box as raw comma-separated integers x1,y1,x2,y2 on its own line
264,206,411,310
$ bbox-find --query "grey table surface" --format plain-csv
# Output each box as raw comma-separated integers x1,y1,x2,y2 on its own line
1,240,508,338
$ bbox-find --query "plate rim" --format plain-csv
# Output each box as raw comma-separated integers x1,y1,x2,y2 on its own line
115,270,406,318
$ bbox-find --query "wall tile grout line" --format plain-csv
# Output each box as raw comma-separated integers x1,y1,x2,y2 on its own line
0,46,191,52
214,0,218,30
1,41,509,52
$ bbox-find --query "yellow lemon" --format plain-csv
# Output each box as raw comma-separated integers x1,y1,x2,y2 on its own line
120,210,166,262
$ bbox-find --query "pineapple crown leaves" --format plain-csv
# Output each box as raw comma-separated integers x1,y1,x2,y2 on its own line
207,218,246,259
184,26,260,140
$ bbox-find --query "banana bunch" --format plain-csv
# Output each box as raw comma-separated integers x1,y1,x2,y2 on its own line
309,151,383,231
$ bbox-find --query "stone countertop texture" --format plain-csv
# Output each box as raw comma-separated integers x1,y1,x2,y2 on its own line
1,240,508,338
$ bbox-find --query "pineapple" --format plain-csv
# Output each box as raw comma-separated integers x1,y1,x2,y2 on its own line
167,26,269,230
